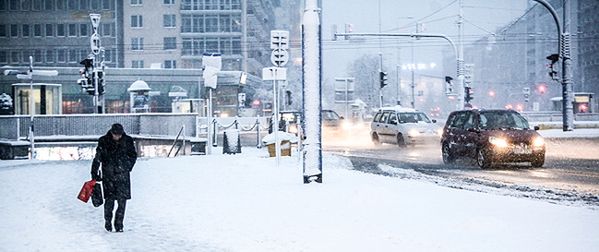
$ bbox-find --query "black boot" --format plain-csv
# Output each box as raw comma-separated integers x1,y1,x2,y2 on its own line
105,221,112,232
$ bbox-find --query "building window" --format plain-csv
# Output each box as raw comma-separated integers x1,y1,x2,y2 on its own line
33,24,41,37
0,51,7,64
44,0,54,10
102,0,110,9
0,25,6,37
68,49,78,62
9,0,18,10
104,49,112,62
56,24,65,36
131,37,144,51
11,51,20,63
163,0,174,5
130,0,142,5
163,37,176,50
46,50,55,63
131,15,143,28
91,0,99,9
22,24,30,37
68,23,77,37
34,50,42,63
80,23,88,37
101,23,112,36
219,15,231,32
67,0,76,10
45,24,53,37
21,0,29,10
205,15,218,32
57,0,64,9
164,60,176,69
57,49,66,62
22,50,31,62
132,60,144,68
163,14,176,28
232,38,241,54
0,0,6,10
78,0,87,9
33,0,42,10
10,24,18,37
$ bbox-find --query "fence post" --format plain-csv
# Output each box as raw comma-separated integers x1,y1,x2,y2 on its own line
212,119,218,147
256,118,262,148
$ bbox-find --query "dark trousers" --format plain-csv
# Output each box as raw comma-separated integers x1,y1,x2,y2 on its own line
104,199,127,229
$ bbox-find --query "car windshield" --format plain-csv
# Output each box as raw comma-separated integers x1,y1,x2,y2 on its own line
323,111,340,120
398,112,431,123
480,111,530,130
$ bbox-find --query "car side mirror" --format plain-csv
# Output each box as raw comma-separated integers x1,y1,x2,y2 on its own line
533,125,540,131
432,119,437,123
340,116,344,120
390,119,398,125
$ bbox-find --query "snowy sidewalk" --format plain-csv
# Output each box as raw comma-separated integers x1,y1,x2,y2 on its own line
1,148,598,251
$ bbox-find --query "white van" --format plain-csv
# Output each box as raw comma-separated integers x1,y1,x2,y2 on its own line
370,106,442,147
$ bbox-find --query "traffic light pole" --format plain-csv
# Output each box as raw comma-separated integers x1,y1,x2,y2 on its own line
334,32,462,109
531,0,573,131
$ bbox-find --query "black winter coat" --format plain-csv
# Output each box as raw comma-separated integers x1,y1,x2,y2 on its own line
91,131,137,200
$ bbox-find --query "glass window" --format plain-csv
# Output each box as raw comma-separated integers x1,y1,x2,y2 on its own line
67,0,76,9
373,112,382,122
78,0,86,10
231,0,240,9
11,51,20,63
10,24,18,37
131,15,143,28
57,49,66,62
0,51,7,63
90,0,99,9
56,23,65,36
101,0,109,9
130,0,142,5
33,24,41,37
44,0,54,10
45,24,53,37
9,0,18,10
379,112,390,123
0,0,6,10
181,15,191,32
33,0,42,10
232,15,241,32
163,0,174,4
68,49,78,62
131,37,144,51
205,15,218,32
132,60,144,68
21,0,29,10
206,38,218,52
68,23,77,37
164,60,176,69
163,37,176,50
0,25,6,37
163,14,176,28
182,38,191,55
101,23,111,36
34,50,42,62
56,0,64,9
46,49,54,63
219,15,231,32
181,0,190,10
22,24,30,37
232,38,240,54
104,49,112,62
193,15,203,32
22,50,31,62
79,23,88,36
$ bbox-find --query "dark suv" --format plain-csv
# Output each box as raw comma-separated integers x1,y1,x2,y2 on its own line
440,109,545,168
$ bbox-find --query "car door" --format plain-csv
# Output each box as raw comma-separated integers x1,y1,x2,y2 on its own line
450,111,469,155
378,111,391,143
461,111,480,157
387,112,400,144
371,112,383,136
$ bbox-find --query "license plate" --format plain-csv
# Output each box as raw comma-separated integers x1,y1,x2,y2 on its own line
513,145,531,154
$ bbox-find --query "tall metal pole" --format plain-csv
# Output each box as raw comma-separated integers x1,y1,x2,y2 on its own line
345,78,349,118
302,0,322,183
273,77,281,166
28,56,35,159
410,33,415,109
561,0,574,131
457,0,465,110
377,0,383,108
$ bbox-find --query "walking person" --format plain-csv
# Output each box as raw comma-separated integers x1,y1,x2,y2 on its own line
91,123,138,232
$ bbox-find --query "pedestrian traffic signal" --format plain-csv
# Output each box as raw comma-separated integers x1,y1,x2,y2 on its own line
380,71,388,89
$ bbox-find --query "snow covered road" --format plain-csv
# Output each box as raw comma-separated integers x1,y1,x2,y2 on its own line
1,149,598,251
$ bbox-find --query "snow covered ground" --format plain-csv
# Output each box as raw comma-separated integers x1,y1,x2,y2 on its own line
1,148,598,252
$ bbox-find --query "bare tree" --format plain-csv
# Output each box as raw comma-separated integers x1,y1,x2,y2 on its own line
347,54,380,108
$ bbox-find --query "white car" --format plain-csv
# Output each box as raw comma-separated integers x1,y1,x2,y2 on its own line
370,106,442,147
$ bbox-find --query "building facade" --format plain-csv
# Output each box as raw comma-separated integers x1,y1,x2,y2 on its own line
0,0,123,68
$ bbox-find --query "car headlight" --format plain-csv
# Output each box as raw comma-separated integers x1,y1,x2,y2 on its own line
532,137,545,148
489,136,509,148
436,128,443,137
408,129,420,137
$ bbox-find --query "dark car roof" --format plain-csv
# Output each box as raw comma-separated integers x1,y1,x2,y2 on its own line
450,109,520,114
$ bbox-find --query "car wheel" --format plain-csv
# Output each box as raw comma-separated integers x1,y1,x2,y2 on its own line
476,148,493,169
372,133,381,146
397,134,406,148
442,143,455,164
531,154,545,168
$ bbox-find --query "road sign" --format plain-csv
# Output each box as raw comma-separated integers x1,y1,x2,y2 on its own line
270,30,289,50
90,14,101,29
90,33,101,55
262,67,287,81
270,48,289,67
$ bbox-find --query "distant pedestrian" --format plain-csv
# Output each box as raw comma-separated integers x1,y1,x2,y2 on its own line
91,123,138,232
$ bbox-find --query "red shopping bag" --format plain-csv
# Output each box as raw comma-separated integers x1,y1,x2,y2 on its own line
77,179,96,203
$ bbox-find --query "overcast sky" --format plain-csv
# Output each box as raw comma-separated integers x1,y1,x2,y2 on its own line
321,0,529,80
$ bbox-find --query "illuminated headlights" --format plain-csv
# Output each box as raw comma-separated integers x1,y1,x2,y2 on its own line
436,128,443,137
532,137,545,148
408,129,421,136
342,121,352,130
489,136,509,148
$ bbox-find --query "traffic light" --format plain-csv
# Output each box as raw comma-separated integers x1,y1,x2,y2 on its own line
96,70,105,95
464,86,474,103
379,71,388,88
546,54,559,81
79,58,94,94
523,87,530,103
444,76,454,95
